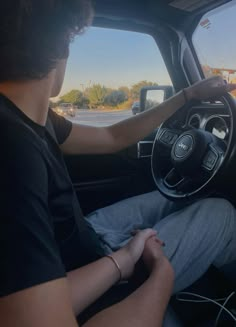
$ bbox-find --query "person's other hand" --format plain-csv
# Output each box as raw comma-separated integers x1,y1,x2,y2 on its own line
115,229,157,279
185,76,236,101
142,236,169,273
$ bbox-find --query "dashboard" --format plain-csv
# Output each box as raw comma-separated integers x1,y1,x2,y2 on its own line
186,103,231,142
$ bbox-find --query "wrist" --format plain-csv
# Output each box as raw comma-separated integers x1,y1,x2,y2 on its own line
112,247,134,280
151,257,174,281
106,255,122,282
183,86,194,102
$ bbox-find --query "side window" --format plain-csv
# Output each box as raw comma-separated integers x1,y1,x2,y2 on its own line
192,2,236,98
51,27,172,126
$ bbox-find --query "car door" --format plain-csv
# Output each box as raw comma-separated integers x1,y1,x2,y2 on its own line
53,27,172,215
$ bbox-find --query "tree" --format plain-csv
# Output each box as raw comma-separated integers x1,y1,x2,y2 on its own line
49,100,58,108
131,81,158,100
118,86,130,98
105,90,127,106
80,96,90,108
86,84,109,107
60,89,83,106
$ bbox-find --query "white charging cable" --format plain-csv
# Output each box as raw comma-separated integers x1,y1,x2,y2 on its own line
176,291,236,325
214,291,235,326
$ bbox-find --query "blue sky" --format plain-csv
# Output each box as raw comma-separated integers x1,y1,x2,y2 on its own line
193,1,236,69
59,28,172,97
59,1,236,98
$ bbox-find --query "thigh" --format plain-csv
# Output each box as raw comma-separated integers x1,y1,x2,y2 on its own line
86,190,175,252
154,198,236,293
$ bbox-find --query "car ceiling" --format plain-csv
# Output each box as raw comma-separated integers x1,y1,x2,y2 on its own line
93,0,232,30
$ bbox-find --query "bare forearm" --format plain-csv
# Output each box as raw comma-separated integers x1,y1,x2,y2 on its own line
61,77,235,155
67,249,128,315
60,90,185,155
84,258,174,327
107,90,185,152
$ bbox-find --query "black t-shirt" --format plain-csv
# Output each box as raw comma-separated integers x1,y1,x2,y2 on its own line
0,95,103,297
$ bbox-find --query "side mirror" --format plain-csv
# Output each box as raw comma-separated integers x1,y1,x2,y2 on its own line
139,85,174,112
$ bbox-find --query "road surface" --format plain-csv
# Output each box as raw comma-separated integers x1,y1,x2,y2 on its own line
67,109,133,126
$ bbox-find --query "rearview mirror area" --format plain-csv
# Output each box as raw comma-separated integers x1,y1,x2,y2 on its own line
140,85,174,113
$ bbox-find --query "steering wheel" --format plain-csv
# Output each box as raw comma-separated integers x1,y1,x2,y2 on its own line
151,93,236,200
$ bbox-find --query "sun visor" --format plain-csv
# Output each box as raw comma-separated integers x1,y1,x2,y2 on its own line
169,0,218,12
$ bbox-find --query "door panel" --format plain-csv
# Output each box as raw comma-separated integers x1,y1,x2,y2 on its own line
64,144,156,215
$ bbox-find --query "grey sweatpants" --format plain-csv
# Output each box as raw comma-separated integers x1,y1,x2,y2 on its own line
86,191,236,293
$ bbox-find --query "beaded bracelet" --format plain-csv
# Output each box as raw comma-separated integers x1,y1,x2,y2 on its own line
106,255,122,282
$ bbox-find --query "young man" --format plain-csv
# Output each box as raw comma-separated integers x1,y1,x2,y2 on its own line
0,1,236,327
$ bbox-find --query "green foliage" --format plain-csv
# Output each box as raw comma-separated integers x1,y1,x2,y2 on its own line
131,80,158,99
60,89,83,106
80,96,90,108
86,84,109,107
105,90,127,106
57,80,160,110
118,86,130,98
116,98,133,110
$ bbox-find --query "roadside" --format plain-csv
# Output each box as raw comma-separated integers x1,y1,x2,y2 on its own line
66,108,133,127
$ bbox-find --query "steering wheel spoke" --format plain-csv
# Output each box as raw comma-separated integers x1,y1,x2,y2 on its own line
164,168,188,190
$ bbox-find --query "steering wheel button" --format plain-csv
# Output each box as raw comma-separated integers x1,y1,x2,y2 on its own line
160,131,178,145
170,134,178,145
203,151,218,170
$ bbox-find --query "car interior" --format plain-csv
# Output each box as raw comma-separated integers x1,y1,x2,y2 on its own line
61,0,236,325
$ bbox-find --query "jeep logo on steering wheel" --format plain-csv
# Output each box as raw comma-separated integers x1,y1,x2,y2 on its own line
178,143,188,151
173,134,194,159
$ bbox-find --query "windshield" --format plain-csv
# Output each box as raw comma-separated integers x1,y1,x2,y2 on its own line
192,1,236,93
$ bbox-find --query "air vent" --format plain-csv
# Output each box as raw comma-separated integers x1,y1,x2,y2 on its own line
188,114,201,129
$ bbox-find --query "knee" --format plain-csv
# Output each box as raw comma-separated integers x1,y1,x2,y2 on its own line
199,197,234,212
197,197,236,229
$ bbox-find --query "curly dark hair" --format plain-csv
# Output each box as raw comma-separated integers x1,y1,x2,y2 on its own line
0,0,93,81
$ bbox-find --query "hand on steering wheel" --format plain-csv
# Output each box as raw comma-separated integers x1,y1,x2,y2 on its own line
185,76,236,102
151,93,236,200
